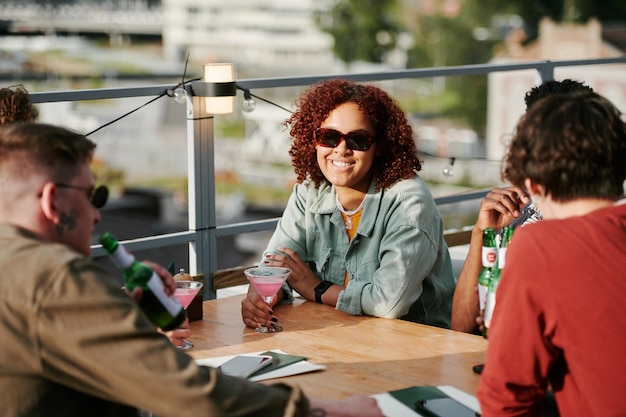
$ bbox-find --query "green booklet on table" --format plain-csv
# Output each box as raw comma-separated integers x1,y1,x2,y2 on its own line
372,385,481,417
249,350,308,378
195,349,326,382
388,385,449,405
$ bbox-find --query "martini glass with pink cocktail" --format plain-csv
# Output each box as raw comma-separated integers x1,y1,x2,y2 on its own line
244,266,291,333
174,280,203,350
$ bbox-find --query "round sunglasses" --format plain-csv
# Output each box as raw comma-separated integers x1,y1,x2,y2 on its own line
55,183,109,209
314,128,375,151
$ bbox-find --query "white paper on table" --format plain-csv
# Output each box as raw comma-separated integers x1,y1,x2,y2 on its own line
371,393,420,417
372,385,481,417
195,349,326,382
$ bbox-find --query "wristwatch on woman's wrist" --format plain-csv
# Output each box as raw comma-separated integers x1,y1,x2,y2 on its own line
314,280,333,304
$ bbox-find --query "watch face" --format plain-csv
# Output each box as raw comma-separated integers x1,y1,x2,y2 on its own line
314,281,333,303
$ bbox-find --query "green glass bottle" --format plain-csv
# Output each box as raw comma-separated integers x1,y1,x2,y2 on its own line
478,228,497,311
497,225,514,270
483,268,501,333
99,232,186,331
483,226,514,338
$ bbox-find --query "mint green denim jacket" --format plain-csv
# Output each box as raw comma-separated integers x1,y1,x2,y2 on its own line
263,174,454,328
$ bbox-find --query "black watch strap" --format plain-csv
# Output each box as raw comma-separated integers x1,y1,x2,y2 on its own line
314,280,333,304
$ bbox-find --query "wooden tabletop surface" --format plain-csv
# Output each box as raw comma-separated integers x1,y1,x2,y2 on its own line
188,295,487,399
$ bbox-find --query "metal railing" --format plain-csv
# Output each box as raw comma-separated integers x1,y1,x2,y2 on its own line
27,56,626,299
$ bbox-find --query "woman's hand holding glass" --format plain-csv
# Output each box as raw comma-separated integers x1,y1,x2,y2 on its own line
240,263,291,332
241,289,282,332
242,267,290,332
262,247,322,301
241,250,328,331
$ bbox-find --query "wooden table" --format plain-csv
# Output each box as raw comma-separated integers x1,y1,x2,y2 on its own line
188,295,487,400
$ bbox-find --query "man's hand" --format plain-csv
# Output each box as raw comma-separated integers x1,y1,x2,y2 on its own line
143,261,176,296
476,309,486,335
451,186,529,334
476,186,530,231
123,261,189,346
126,261,176,301
160,318,191,347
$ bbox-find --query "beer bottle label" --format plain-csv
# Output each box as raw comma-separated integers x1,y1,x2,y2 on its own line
481,247,497,267
146,272,184,316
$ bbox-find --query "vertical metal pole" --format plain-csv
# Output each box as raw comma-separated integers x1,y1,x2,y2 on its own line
537,61,555,83
186,93,218,300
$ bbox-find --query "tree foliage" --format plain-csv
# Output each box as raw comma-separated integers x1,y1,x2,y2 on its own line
314,0,402,64
314,0,626,136
463,0,626,40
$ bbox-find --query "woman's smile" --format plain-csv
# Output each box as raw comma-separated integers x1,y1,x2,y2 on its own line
329,159,355,170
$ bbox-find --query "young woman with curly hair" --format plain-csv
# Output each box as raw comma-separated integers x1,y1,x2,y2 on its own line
241,79,455,330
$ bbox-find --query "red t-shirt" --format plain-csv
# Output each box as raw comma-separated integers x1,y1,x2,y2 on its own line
478,201,626,417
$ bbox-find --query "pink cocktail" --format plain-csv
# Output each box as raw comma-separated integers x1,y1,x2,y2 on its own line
173,280,203,350
174,280,203,308
248,276,286,299
244,267,291,333
175,288,199,308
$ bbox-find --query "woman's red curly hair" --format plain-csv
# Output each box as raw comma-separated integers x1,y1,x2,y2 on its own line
284,79,422,190
0,85,38,126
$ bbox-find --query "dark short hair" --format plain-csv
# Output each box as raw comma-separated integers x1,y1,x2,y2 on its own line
524,79,593,110
284,79,422,190
0,122,95,182
504,91,626,202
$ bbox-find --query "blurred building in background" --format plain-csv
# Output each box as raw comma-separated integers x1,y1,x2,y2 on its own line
161,0,338,76
487,18,626,160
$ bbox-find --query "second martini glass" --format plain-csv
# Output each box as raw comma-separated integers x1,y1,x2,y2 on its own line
173,280,203,350
244,266,291,333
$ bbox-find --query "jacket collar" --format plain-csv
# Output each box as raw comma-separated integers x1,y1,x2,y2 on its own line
310,179,381,238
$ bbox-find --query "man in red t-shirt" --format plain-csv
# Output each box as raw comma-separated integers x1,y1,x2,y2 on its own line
477,91,626,416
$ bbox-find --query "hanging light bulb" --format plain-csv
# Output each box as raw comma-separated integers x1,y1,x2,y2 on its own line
442,157,456,177
173,86,188,104
241,89,256,113
168,85,188,104
242,97,256,112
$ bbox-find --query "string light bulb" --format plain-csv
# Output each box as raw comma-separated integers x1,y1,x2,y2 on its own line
173,86,188,104
443,157,456,177
242,89,256,112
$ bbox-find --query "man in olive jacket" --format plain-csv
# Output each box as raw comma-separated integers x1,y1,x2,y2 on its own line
0,122,382,417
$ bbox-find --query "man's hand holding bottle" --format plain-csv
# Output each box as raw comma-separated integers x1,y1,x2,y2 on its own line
123,259,191,347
